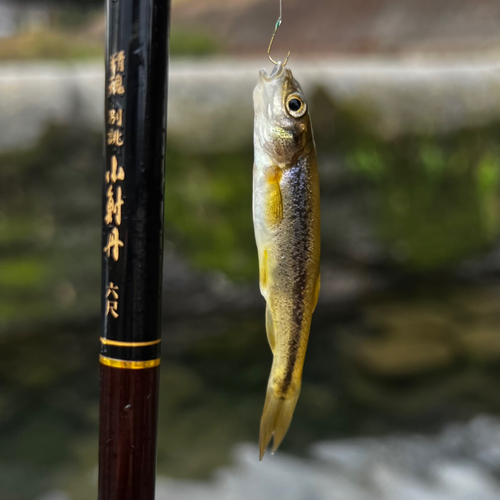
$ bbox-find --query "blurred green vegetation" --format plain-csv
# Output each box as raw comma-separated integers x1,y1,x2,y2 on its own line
164,146,255,281
1,93,500,328
0,325,99,500
0,30,103,61
53,7,100,29
0,9,222,61
311,88,500,270
0,123,102,329
164,89,500,280
0,93,500,498
0,29,221,61
170,30,221,57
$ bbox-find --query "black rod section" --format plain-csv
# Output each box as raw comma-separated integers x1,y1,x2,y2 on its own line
99,0,170,498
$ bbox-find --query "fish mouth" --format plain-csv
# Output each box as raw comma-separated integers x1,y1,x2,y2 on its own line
259,62,285,82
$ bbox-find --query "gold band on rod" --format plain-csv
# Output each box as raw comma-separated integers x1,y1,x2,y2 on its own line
100,337,161,347
99,355,161,369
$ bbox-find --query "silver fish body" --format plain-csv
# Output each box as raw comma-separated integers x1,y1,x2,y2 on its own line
253,62,321,459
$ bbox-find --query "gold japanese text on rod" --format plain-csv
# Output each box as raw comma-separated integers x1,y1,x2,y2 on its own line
104,50,127,319
99,355,161,370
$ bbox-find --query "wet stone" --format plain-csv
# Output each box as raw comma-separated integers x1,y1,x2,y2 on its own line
458,326,500,364
355,337,456,376
450,286,500,317
363,301,457,340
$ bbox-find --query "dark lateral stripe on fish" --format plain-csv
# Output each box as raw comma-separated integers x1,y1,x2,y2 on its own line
281,161,311,395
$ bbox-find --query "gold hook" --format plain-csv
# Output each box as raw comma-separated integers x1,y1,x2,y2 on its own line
268,0,291,66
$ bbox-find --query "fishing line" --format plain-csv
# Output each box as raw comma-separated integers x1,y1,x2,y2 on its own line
268,0,291,66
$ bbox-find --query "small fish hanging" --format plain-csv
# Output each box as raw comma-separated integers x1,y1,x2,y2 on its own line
252,0,321,460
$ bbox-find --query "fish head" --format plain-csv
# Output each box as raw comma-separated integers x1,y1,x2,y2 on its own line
253,62,312,164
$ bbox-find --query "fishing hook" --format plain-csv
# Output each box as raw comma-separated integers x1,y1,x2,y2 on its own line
268,0,291,66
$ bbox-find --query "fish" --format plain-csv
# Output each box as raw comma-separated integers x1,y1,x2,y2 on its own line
253,61,321,460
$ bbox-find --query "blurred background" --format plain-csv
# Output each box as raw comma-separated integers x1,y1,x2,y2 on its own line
1,0,500,499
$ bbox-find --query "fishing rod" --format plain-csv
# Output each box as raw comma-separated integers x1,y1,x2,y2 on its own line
99,0,170,498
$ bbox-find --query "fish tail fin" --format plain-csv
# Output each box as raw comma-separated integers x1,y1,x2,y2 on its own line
259,385,300,460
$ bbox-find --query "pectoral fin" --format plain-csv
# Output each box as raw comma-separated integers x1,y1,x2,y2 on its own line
265,303,276,354
266,168,283,227
259,249,268,296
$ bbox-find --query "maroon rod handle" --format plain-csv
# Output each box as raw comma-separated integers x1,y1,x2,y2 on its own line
99,367,160,498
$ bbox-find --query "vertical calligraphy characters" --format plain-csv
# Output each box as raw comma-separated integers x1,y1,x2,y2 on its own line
106,282,120,318
104,51,126,319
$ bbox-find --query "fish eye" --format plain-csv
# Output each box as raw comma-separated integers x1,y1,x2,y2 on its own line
286,94,307,118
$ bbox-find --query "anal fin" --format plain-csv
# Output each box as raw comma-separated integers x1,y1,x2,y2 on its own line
266,168,283,227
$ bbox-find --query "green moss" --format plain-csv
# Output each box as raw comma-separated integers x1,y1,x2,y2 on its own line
0,123,102,329
164,145,256,281
1,95,499,331
0,30,103,61
170,30,222,57
0,23,222,61
311,87,500,270
0,258,47,289
476,152,500,239
346,148,386,180
0,217,39,245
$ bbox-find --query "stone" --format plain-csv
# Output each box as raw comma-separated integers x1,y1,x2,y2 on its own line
355,337,455,376
364,301,456,340
450,286,500,317
458,326,500,363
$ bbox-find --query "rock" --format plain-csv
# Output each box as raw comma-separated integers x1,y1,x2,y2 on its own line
153,416,500,500
355,337,456,376
317,264,387,305
363,301,457,340
450,286,500,317
458,326,500,363
433,461,500,497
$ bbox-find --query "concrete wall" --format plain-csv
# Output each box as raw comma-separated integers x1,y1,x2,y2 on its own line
0,57,499,153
